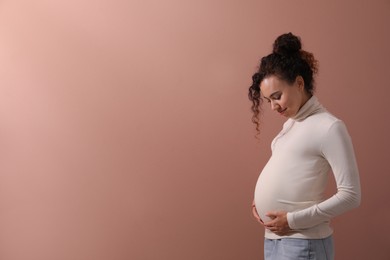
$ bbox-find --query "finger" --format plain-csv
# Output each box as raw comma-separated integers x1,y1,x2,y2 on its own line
263,221,276,228
263,218,273,225
252,212,264,225
252,208,260,220
265,211,278,219
266,226,278,233
252,205,265,224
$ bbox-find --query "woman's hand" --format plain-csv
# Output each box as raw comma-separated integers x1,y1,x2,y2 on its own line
251,200,264,224
264,211,291,236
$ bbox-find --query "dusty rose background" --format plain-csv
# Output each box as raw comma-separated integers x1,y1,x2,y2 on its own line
0,1,389,259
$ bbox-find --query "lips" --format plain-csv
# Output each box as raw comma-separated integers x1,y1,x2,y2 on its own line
278,108,287,115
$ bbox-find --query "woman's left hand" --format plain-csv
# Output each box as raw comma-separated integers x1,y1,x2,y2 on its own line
264,211,291,236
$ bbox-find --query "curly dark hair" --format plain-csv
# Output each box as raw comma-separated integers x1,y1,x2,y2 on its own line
248,32,319,136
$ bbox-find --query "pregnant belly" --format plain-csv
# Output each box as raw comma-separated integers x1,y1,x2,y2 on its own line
254,170,318,223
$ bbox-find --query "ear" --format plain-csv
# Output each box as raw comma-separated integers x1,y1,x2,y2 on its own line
295,76,305,91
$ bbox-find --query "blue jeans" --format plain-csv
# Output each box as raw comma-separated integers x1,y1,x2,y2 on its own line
264,236,334,260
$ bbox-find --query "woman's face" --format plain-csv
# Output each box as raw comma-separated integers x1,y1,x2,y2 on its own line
260,75,309,118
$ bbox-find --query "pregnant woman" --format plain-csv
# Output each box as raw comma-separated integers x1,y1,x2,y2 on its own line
248,33,361,260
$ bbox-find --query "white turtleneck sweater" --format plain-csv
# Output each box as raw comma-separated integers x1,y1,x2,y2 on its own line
254,96,361,239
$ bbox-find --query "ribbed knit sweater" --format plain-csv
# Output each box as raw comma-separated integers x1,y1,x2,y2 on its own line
254,96,361,239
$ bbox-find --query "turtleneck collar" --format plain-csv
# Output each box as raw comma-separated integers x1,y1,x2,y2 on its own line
271,96,325,150
292,95,325,122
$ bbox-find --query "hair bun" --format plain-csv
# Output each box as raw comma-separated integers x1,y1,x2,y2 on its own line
272,32,301,56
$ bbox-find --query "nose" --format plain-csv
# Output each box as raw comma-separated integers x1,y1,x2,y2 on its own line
270,100,280,111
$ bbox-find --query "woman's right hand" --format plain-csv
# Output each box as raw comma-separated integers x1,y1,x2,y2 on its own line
252,200,264,224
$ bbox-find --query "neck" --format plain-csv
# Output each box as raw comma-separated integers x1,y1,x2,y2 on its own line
299,92,312,110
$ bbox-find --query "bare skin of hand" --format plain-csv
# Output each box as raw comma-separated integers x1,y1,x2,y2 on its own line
251,201,264,225
264,211,292,236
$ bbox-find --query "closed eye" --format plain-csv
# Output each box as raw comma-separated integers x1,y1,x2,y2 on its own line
270,92,282,100
264,91,282,102
264,95,281,103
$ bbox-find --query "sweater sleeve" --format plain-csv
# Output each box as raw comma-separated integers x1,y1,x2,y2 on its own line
287,120,361,230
